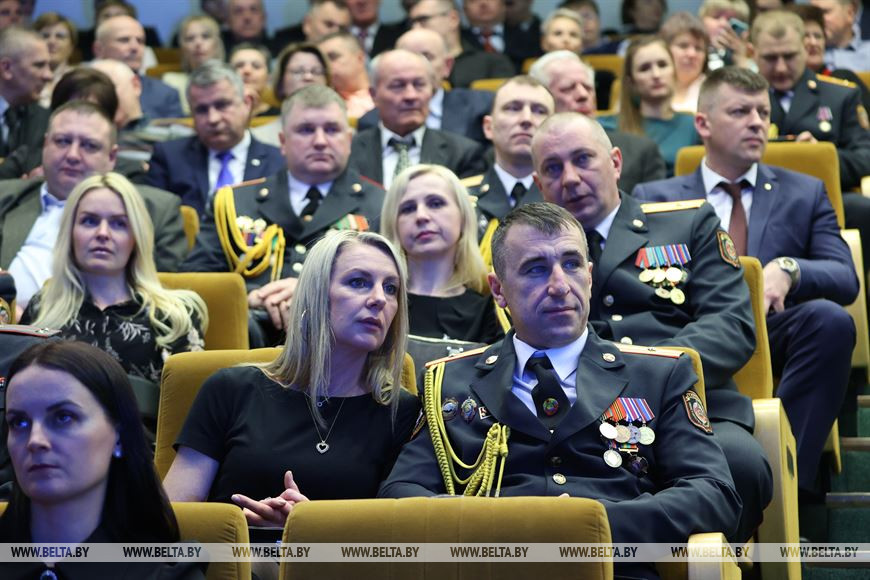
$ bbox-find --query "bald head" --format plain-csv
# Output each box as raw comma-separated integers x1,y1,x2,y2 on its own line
396,27,452,82
90,59,143,128
94,15,145,71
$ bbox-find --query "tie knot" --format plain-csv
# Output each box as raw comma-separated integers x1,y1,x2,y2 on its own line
527,353,553,372
217,151,234,163
305,186,322,202
719,180,747,200
509,181,526,203
389,136,414,151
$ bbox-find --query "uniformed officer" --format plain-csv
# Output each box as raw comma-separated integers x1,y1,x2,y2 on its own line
181,84,384,345
379,202,741,579
464,75,554,241
530,111,770,544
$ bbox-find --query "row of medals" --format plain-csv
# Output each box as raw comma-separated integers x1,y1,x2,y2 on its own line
599,420,655,469
639,265,687,305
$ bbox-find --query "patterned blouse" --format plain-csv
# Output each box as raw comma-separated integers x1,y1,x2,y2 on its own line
22,292,204,383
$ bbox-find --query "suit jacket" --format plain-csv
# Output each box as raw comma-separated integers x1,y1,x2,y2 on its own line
371,20,409,57
607,129,667,194
181,169,384,291
634,164,859,307
348,126,487,186
449,46,516,89
145,134,284,216
357,88,494,145
0,102,49,158
467,165,543,238
380,329,741,554
460,21,543,73
140,75,184,120
770,68,870,190
0,178,187,273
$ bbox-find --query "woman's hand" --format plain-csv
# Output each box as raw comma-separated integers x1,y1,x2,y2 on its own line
232,470,310,527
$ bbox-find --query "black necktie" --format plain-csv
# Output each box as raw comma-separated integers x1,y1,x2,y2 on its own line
527,354,570,429
585,229,603,265
1,106,21,156
509,182,527,207
300,187,322,219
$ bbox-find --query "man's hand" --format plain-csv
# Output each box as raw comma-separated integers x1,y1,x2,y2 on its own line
763,260,793,313
795,131,818,143
231,471,309,527
247,278,299,330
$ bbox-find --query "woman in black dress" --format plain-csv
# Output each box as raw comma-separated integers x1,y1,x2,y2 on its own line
164,231,419,527
381,164,503,344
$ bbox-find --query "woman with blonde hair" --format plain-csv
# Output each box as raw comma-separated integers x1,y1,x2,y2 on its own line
164,230,419,527
599,35,700,176
21,172,207,384
163,14,225,114
381,164,502,344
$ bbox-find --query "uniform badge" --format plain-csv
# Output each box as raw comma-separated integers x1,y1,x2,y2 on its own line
0,298,10,324
478,406,492,420
717,231,740,268
460,397,478,423
442,397,458,421
858,105,870,131
817,106,833,133
332,214,370,232
410,410,426,440
683,390,713,434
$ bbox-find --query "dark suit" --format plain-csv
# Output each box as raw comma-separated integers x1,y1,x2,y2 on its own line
460,20,543,73
181,168,384,292
371,20,409,57
634,164,859,489
145,134,284,216
0,178,187,273
449,41,516,89
348,126,487,186
607,130,666,194
466,165,543,238
140,75,184,120
0,102,49,158
357,89,494,145
380,330,741,577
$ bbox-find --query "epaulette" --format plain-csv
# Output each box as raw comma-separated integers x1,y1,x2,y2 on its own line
816,75,856,89
460,174,485,188
0,325,61,338
228,176,267,189
424,345,490,368
641,199,706,214
357,174,384,190
614,344,683,359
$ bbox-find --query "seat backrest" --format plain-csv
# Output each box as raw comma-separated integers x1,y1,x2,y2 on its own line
470,77,509,92
179,206,200,251
157,272,249,350
172,502,251,580
280,496,613,580
735,256,774,400
674,142,844,227
155,349,418,479
582,54,624,77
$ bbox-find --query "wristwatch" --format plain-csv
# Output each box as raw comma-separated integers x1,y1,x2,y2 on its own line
773,257,801,287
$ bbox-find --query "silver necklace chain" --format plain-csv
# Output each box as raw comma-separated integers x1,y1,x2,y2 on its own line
304,396,347,454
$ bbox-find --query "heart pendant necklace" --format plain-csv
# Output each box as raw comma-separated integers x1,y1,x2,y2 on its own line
305,396,346,454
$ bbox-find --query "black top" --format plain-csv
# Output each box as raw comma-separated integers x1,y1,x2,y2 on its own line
408,289,503,344
176,366,420,503
21,293,204,383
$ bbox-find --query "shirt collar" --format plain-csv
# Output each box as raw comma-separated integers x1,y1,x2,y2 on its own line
513,328,588,383
40,182,65,212
493,163,534,196
209,130,251,160
590,202,620,241
287,172,332,196
701,158,758,195
0,96,10,117
474,24,504,37
379,122,426,150
429,88,445,121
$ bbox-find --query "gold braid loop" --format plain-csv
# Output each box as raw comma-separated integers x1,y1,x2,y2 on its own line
214,185,286,282
424,361,510,497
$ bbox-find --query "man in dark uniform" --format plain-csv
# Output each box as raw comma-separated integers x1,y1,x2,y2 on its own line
533,111,771,544
181,85,384,345
465,75,553,239
634,66,858,496
380,202,741,579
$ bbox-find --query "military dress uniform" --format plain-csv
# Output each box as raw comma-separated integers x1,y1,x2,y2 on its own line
181,169,384,291
586,194,770,543
379,330,741,578
463,167,544,241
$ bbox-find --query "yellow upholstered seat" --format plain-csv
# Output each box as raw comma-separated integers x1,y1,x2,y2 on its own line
470,77,509,92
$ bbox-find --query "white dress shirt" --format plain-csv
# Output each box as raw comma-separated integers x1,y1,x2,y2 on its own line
492,163,535,208
700,159,758,231
287,173,333,217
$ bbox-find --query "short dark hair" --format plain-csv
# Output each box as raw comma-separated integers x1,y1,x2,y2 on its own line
490,74,551,115
785,4,826,35
96,0,137,20
0,341,179,542
48,100,118,147
50,67,118,120
560,0,599,16
274,42,330,100
491,202,586,278
698,66,769,113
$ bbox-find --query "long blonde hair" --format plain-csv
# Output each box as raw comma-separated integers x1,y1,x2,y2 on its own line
32,172,208,348
260,231,409,426
381,164,488,294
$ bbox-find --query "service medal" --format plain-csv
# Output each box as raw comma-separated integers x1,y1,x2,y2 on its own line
603,449,623,468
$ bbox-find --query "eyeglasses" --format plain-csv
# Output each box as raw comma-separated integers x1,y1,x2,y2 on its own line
288,68,326,79
409,11,449,26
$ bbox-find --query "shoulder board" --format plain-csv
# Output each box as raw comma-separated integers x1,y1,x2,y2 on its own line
0,325,61,338
357,174,384,190
614,344,683,359
641,199,706,214
460,174,485,188
230,177,268,189
816,75,856,89
424,345,490,368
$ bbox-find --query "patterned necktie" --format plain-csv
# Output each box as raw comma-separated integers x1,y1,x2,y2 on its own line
300,186,322,219
720,180,748,256
585,229,604,266
389,137,413,177
509,182,527,207
527,354,570,430
215,151,235,191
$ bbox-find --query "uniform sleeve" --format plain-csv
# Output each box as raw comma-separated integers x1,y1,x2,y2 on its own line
378,399,447,498
151,194,187,272
174,368,245,462
835,87,870,191
180,209,232,275
145,143,171,192
599,355,742,543
380,390,423,482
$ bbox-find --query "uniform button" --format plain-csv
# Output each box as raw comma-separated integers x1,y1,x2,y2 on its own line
552,473,566,485
620,337,633,345
292,262,303,273
295,244,306,254
611,314,623,321
603,295,615,307
549,456,562,466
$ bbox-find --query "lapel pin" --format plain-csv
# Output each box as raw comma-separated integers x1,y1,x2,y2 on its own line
764,183,772,190
258,188,269,198
352,183,362,192
251,158,261,167
602,353,616,362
